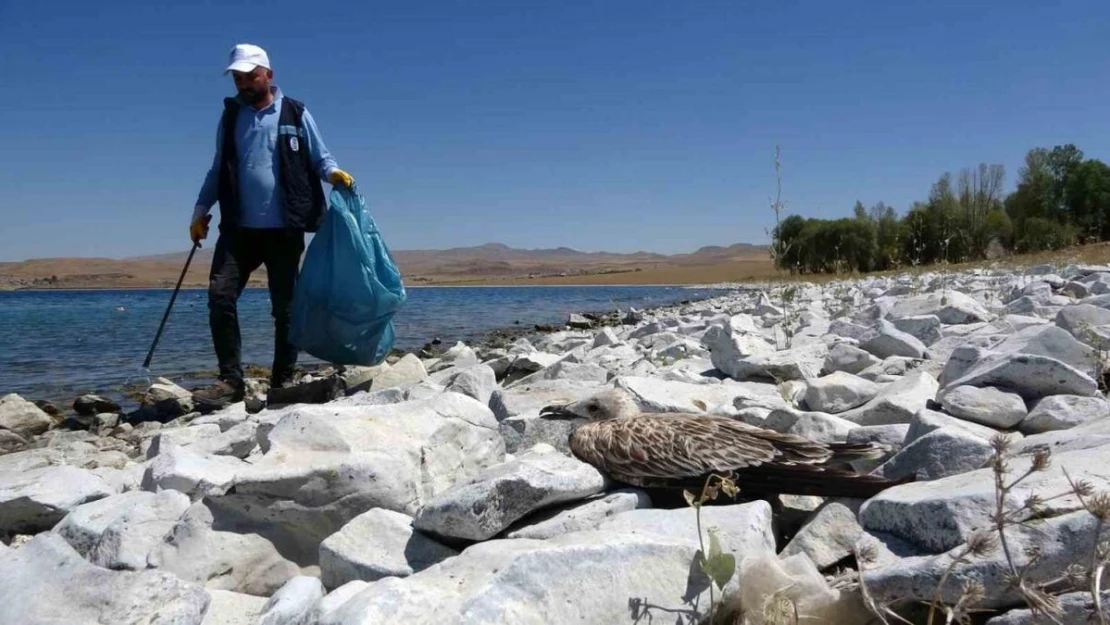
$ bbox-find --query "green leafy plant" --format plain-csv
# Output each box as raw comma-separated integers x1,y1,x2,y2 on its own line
684,473,740,623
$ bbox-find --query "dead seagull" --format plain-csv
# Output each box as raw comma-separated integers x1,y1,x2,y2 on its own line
539,387,912,499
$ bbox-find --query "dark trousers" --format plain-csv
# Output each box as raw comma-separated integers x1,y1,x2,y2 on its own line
208,227,305,387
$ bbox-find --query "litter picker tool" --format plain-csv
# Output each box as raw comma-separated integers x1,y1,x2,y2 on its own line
142,238,202,369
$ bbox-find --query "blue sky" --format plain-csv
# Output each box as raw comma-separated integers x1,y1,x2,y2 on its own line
2,0,1108,261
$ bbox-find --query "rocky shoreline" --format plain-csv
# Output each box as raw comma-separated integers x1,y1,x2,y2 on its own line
2,264,1110,623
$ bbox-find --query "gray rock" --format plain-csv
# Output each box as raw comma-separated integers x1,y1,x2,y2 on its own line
141,442,245,498
73,394,121,417
701,322,776,379
596,500,776,556
937,384,1028,428
370,353,428,391
257,576,326,625
0,465,114,534
91,491,193,570
823,342,883,375
761,408,857,443
0,430,28,454
319,508,457,589
141,424,224,458
311,581,372,623
412,445,607,541
184,421,259,458
614,375,751,414
828,318,872,341
340,364,390,395
863,510,1101,611
840,371,939,426
941,349,1098,400
592,327,621,348
144,378,196,419
149,502,301,597
993,324,1100,380
54,490,189,567
503,489,652,540
316,529,738,625
1020,394,1110,434
1014,413,1110,456
845,424,908,472
725,342,829,382
1055,303,1110,346
889,291,992,324
803,371,880,414
0,537,207,621
859,445,1110,553
904,409,1006,446
200,589,269,625
509,360,610,388
891,315,942,346
0,393,54,438
207,393,504,564
780,500,864,570
985,590,1110,624
860,318,930,359
488,379,604,422
444,364,498,405
874,426,993,481
498,413,581,455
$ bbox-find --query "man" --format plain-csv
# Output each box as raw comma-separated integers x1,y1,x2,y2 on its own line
189,43,355,409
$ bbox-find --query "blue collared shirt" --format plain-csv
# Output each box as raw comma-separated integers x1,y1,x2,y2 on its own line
194,85,338,229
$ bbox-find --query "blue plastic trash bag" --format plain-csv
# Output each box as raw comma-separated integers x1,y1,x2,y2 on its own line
290,184,407,365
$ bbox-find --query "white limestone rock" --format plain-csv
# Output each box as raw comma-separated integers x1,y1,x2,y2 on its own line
888,291,992,324
54,489,190,571
701,322,776,380
316,529,740,625
873,426,993,482
890,314,942,346
802,371,881,414
863,510,1103,611
844,424,908,472
859,445,1110,553
443,364,498,405
256,576,326,625
412,445,607,542
0,393,54,438
724,342,829,382
1019,394,1110,434
0,465,115,534
860,318,930,360
839,371,939,426
0,534,209,622
200,589,269,625
937,384,1028,428
779,500,864,570
206,392,505,564
148,502,301,597
503,488,652,540
823,342,883,375
319,508,457,589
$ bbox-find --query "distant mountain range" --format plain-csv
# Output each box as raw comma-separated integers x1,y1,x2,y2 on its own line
1,241,770,289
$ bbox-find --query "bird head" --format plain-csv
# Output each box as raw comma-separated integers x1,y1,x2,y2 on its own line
539,387,640,422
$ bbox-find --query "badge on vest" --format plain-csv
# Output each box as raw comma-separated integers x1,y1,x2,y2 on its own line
289,136,300,152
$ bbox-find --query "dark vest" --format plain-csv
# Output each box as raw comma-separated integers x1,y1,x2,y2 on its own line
216,95,326,232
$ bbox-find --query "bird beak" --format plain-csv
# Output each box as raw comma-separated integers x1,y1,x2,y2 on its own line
539,403,580,420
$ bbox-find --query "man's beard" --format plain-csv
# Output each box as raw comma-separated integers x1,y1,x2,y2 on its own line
239,87,268,104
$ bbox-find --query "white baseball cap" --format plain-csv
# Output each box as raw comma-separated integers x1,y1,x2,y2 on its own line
224,43,271,74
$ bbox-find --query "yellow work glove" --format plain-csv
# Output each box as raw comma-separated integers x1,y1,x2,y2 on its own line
328,168,355,188
190,214,212,245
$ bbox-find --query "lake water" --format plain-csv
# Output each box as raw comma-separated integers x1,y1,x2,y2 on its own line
0,285,725,408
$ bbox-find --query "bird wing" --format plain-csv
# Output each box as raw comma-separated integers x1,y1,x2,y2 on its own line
569,415,834,482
